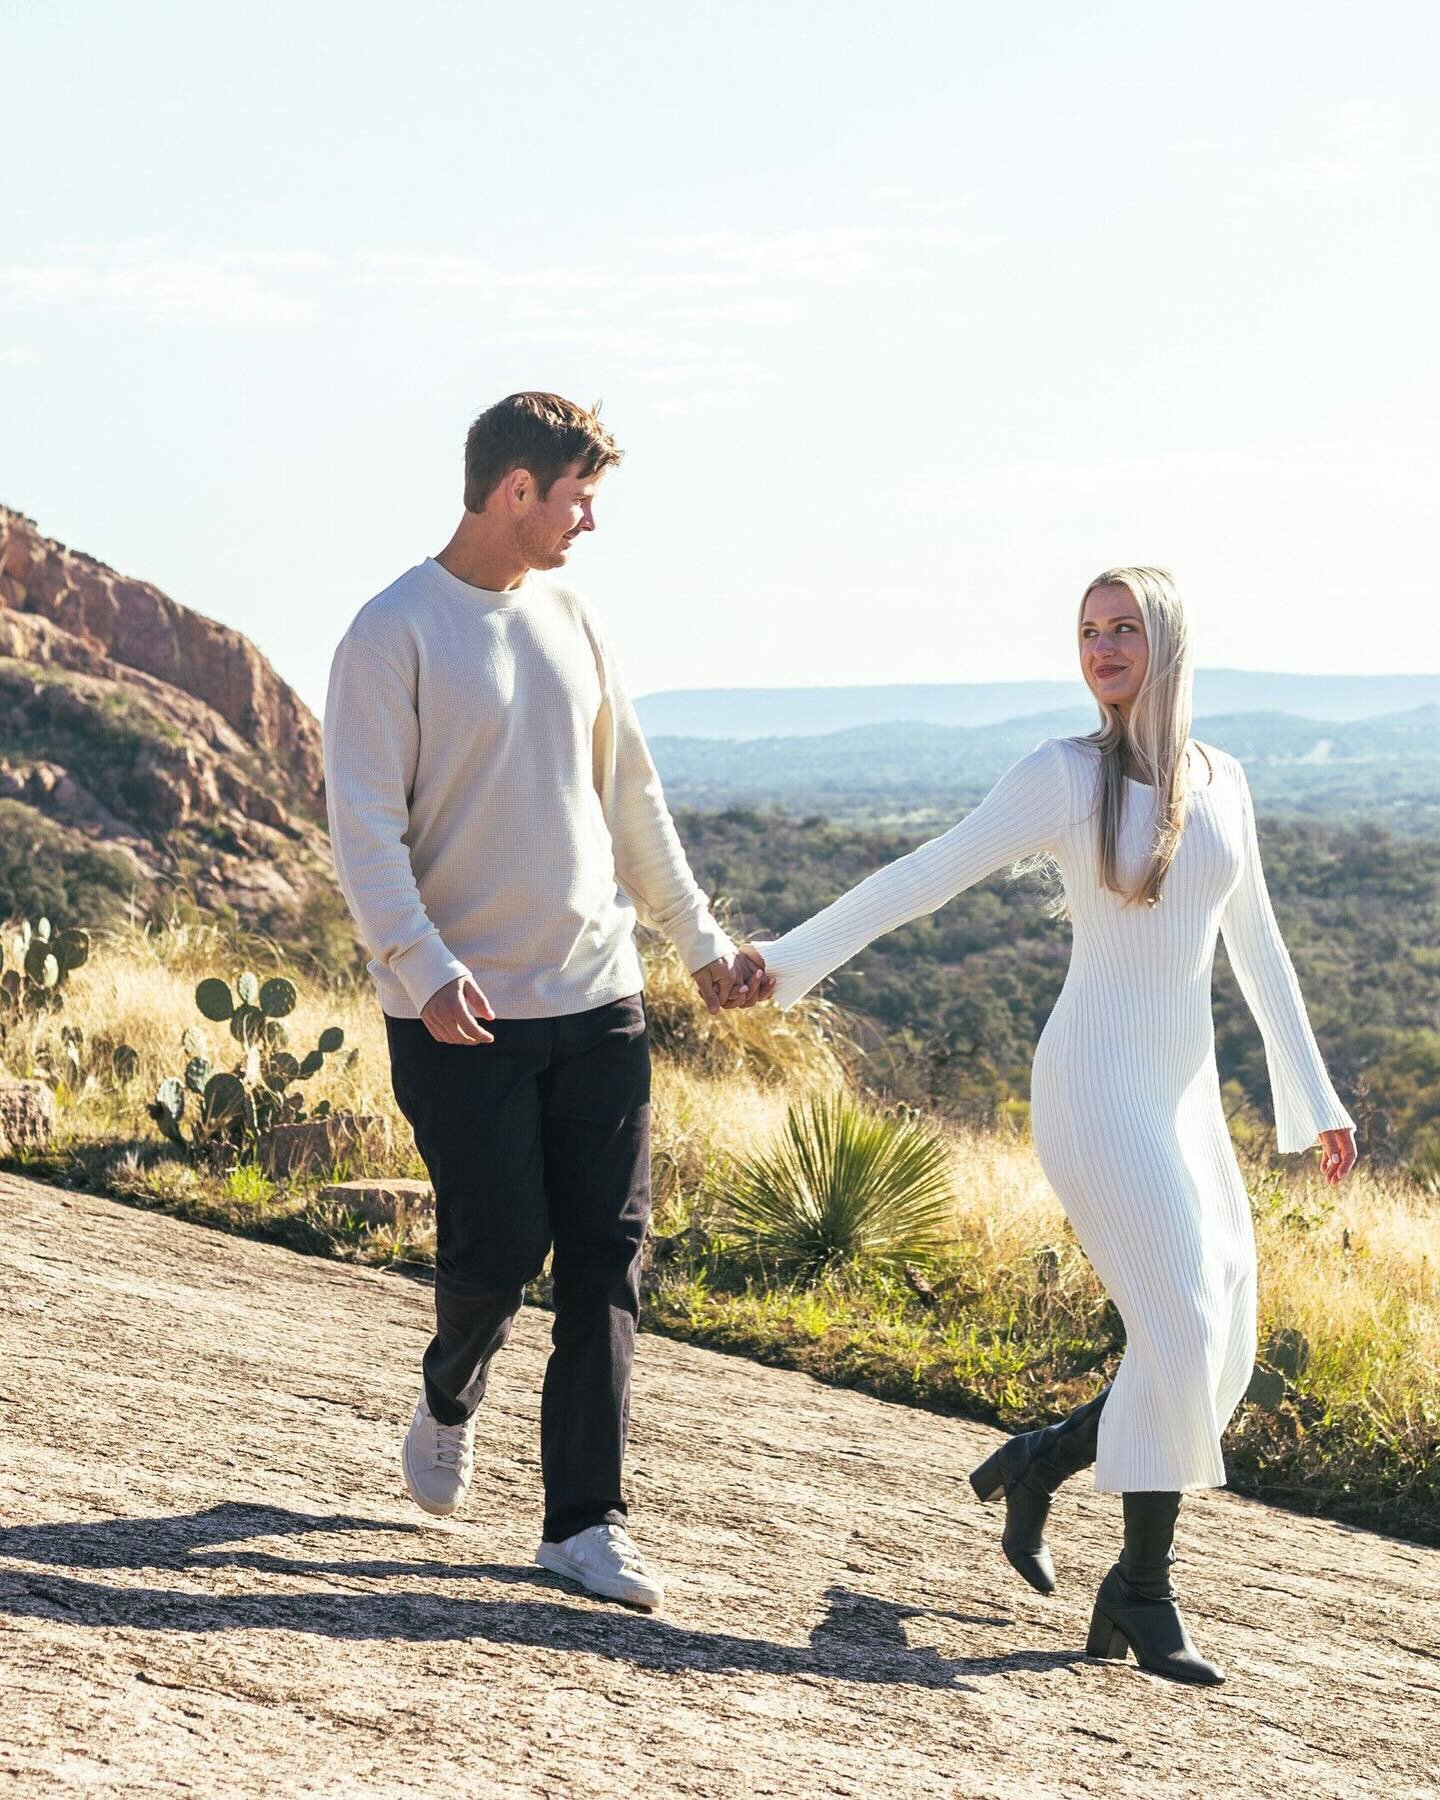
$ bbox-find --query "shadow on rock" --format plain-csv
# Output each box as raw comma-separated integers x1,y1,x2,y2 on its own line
0,1503,1084,1689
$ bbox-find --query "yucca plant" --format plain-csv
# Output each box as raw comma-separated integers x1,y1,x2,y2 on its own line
726,1091,957,1278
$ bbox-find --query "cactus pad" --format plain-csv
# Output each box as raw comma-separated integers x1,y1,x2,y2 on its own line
1245,1365,1287,1409
53,928,90,973
260,978,298,1019
195,979,235,1022
24,945,60,988
154,1077,186,1122
229,1005,266,1045
201,1072,247,1126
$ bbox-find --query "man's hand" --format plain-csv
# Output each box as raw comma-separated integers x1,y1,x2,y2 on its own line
692,947,777,1015
420,975,496,1045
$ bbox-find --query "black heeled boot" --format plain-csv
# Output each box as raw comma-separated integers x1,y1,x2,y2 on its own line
968,1387,1109,1594
1086,1491,1225,1685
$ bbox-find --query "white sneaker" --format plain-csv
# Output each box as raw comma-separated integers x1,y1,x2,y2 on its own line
536,1523,665,1611
401,1391,476,1517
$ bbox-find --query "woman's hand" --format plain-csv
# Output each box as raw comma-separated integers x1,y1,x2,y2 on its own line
1318,1127,1357,1185
723,946,777,1009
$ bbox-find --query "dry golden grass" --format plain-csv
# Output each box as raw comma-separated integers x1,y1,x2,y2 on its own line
1,916,418,1177
639,930,850,1089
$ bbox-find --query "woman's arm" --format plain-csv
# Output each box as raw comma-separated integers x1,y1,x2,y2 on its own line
1218,763,1356,1159
759,739,1074,1009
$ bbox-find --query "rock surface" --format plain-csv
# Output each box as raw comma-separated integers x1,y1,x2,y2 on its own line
317,1176,435,1226
0,506,340,939
0,1077,55,1151
0,1170,1436,1799
258,1115,384,1178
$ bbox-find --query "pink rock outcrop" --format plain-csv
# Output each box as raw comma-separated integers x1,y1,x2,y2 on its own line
0,507,323,816
0,505,346,942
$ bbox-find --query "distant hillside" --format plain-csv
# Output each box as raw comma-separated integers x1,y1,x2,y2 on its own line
637,672,1440,740
651,706,1440,834
0,506,350,961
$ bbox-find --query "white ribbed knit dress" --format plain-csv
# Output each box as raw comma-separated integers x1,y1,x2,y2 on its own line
757,737,1353,1493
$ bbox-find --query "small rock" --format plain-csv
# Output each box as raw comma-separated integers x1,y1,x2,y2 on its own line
258,1113,381,1178
317,1178,434,1228
0,1079,55,1152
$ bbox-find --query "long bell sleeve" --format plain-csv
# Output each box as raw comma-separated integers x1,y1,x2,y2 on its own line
758,740,1074,1010
1218,766,1354,1152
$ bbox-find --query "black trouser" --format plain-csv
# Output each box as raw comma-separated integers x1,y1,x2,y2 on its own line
385,993,651,1544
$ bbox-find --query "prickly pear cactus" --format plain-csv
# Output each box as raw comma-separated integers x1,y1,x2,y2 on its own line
147,967,356,1158
0,916,91,1026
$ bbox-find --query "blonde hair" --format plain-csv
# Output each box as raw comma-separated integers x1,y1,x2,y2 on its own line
1078,566,1195,906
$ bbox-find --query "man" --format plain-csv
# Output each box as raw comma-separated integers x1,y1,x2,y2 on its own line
324,393,770,1610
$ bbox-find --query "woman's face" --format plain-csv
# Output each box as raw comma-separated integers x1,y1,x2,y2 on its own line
1080,582,1150,714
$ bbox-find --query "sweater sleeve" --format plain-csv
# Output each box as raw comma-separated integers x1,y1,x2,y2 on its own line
591,640,736,975
323,633,471,1014
1218,763,1353,1153
758,739,1074,1010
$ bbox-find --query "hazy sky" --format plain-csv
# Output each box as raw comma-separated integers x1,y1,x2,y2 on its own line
3,1,1437,719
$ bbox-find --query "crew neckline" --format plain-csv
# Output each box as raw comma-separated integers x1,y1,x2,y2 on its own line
1123,742,1214,793
1076,738,1214,793
422,556,533,608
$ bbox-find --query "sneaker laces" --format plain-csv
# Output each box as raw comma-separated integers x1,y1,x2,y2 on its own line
595,1523,649,1574
432,1417,472,1470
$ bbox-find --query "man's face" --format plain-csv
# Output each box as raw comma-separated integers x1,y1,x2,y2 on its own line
515,461,606,571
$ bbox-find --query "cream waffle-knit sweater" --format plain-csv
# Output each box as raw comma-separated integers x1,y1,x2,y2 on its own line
323,558,733,1020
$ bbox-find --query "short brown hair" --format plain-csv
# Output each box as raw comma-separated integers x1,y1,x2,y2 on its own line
462,392,622,512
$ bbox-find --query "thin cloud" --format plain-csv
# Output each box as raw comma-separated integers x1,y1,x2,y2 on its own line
1274,96,1430,191
353,222,976,368
0,250,325,325
0,222,973,362
0,347,38,365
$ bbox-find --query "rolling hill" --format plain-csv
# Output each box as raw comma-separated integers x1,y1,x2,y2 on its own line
652,706,1440,833
636,673,1440,740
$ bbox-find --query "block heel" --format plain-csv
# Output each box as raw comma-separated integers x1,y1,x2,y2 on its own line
1086,1603,1129,1660
964,1389,1110,1595
969,1450,1005,1504
1086,1500,1226,1686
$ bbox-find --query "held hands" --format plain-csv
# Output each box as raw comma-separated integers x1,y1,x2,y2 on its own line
421,950,775,1042
420,975,496,1045
692,946,777,1015
1317,1127,1357,1186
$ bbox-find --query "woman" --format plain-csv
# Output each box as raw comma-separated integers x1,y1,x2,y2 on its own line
754,567,1356,1686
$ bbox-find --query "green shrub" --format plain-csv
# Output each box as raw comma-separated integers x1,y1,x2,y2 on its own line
726,1091,956,1277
